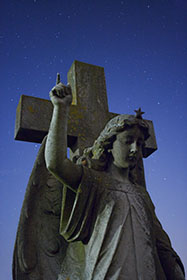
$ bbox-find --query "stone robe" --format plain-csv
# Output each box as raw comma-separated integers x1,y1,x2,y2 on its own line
58,166,184,280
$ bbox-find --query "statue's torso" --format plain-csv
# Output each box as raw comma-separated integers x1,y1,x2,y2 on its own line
59,168,166,280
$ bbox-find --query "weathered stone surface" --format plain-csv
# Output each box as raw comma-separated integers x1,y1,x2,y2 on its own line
142,119,157,158
15,95,53,143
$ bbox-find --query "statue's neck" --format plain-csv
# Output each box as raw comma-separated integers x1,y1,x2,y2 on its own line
108,162,131,184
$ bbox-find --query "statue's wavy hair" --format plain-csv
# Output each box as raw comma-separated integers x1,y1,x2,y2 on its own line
76,114,150,173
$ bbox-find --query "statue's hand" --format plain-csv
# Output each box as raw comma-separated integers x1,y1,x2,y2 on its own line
49,73,72,107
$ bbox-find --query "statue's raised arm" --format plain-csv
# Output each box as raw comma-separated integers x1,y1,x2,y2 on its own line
45,73,82,190
13,74,83,280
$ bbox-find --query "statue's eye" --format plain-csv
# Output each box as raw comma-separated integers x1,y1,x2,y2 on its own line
125,140,133,145
123,136,134,145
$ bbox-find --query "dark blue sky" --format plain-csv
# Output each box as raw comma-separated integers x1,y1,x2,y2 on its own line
1,0,187,278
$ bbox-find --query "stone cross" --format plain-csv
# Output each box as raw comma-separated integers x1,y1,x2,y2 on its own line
15,60,157,185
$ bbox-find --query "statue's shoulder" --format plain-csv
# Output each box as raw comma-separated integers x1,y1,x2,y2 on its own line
80,165,110,192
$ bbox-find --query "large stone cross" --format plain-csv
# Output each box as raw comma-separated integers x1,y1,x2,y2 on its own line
15,60,157,184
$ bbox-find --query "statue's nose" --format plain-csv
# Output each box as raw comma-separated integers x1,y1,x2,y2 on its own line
130,142,137,154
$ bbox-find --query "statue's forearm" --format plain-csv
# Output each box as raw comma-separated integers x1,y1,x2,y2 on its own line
45,104,69,168
45,104,82,189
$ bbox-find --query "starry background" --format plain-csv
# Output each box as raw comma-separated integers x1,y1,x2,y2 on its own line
1,0,187,278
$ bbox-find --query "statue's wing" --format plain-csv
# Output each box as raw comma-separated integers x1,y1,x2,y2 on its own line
13,137,68,280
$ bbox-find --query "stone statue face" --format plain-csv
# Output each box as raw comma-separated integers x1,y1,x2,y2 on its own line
111,126,144,169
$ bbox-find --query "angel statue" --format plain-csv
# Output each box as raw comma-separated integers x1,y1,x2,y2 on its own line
13,74,185,280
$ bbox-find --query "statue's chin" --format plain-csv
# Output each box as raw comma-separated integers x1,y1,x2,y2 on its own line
112,160,126,168
129,164,136,170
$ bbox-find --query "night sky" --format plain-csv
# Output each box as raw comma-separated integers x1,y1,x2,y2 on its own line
1,0,187,278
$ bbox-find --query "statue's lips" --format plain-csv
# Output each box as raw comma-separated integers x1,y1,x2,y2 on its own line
128,155,137,162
